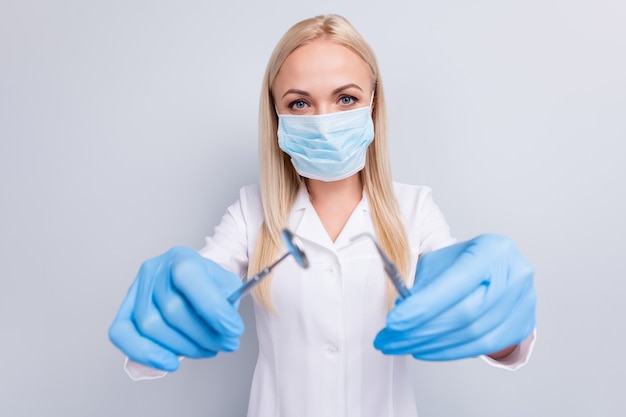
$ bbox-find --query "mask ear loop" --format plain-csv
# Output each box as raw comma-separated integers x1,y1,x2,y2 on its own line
368,91,376,116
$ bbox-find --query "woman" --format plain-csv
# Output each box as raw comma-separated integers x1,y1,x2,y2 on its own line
109,14,536,417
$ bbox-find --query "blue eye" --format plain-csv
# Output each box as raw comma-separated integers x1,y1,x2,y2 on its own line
289,100,307,110
339,95,357,105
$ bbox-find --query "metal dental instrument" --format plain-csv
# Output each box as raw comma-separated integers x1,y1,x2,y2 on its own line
350,233,411,299
228,229,309,304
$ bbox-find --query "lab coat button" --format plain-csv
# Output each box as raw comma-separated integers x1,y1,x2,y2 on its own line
325,344,338,354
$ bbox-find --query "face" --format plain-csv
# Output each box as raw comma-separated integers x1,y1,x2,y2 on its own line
273,39,374,116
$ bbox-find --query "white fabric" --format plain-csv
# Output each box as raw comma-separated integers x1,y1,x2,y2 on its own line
125,182,535,416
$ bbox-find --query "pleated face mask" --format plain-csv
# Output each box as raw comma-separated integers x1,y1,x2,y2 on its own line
276,101,375,182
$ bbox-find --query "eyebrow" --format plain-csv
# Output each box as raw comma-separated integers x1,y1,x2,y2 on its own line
280,83,364,99
332,83,364,95
281,89,311,99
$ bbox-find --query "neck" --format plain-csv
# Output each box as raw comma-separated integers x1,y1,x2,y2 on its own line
305,174,364,242
305,174,363,204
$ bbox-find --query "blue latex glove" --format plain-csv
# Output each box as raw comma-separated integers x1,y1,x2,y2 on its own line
109,246,244,372
374,234,536,360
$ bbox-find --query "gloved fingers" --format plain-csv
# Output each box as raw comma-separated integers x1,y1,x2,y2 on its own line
202,258,246,297
374,276,535,360
153,266,241,352
375,276,535,356
168,254,244,338
390,234,523,331
375,293,483,353
386,274,498,334
132,299,219,359
387,280,491,335
108,280,181,372
133,266,220,358
414,291,536,361
388,243,492,330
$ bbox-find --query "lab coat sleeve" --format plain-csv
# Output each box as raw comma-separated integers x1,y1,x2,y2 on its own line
123,185,260,381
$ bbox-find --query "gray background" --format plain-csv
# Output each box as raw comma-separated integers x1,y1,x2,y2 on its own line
1,0,624,416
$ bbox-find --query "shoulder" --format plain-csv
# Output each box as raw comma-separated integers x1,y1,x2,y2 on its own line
238,184,261,205
236,183,263,214
392,181,435,211
223,184,263,228
392,181,442,230
392,181,432,196
392,181,455,251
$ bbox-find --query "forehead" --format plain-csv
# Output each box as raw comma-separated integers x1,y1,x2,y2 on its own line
273,39,372,92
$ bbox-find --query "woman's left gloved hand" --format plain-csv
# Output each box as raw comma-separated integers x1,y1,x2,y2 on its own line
374,234,536,360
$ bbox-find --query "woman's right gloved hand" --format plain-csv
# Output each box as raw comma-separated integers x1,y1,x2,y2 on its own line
108,246,245,372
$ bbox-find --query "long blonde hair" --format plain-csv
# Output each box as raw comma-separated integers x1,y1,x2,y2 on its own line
250,14,411,311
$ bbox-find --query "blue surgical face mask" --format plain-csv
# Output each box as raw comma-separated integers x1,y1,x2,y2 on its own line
276,100,375,182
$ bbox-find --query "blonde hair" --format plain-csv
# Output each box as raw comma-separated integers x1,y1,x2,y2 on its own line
250,14,411,311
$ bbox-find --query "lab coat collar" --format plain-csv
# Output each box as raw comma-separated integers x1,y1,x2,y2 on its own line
288,183,373,252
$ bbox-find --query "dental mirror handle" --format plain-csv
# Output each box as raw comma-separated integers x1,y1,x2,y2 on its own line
350,232,411,299
227,252,289,304
384,263,411,299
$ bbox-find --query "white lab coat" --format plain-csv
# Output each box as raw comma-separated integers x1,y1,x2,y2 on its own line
125,182,535,417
